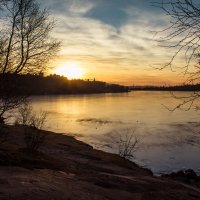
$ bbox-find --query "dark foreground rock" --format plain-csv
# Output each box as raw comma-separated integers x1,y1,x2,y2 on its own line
0,125,200,200
163,169,200,184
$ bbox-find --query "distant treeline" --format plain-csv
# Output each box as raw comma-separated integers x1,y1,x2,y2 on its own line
130,85,200,91
0,73,129,95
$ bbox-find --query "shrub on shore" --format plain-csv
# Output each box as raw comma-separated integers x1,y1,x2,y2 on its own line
16,103,48,151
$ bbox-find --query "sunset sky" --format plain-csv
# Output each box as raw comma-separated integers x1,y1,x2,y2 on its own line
39,0,188,86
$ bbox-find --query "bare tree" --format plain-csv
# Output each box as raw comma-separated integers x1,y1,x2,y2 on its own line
154,0,200,110
0,0,60,74
0,0,60,121
154,1,200,74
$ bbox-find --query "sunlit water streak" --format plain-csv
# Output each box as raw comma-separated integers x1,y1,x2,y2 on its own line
16,91,200,175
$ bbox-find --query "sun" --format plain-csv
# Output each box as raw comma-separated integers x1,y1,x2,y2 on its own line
54,62,84,79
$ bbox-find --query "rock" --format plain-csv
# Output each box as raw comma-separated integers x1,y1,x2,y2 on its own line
162,169,199,183
174,170,185,178
185,169,198,180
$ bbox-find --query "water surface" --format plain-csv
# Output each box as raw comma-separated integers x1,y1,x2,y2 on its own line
28,91,200,175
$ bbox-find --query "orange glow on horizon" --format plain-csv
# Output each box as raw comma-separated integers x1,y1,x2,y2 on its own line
51,58,186,86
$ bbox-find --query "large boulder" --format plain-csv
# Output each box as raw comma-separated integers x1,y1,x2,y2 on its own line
162,169,199,183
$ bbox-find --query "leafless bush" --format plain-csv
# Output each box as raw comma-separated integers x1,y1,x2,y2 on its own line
16,103,47,127
114,129,140,159
29,111,47,130
16,103,48,151
24,111,48,151
17,103,32,126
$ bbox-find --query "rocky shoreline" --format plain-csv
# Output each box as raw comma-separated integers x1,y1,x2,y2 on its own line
0,125,200,199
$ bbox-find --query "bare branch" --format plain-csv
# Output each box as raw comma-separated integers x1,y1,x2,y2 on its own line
154,0,200,77
0,0,60,122
154,0,200,111
0,0,60,74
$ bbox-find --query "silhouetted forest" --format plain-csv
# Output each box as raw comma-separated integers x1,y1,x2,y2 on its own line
130,85,200,91
0,74,129,95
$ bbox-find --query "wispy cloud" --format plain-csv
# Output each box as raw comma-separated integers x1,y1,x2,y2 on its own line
42,0,185,85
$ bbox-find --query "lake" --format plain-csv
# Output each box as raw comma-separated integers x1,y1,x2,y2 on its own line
26,91,200,175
